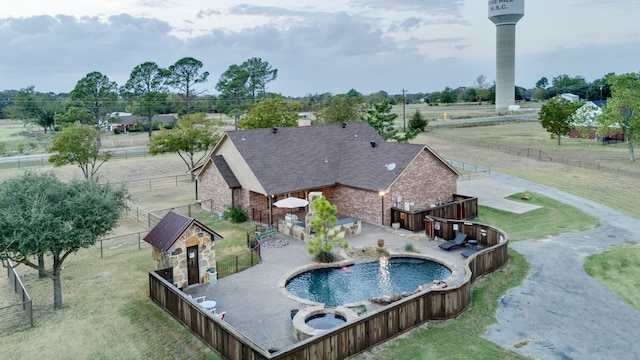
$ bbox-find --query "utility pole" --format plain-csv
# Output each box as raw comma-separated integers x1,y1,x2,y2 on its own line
402,88,406,132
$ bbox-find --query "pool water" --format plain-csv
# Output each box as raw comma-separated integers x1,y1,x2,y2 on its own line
286,257,451,307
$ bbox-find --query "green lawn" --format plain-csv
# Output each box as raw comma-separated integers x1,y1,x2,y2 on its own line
475,192,600,241
584,244,640,311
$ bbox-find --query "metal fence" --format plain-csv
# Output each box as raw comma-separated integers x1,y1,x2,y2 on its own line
1,259,33,333
430,132,640,177
97,231,151,258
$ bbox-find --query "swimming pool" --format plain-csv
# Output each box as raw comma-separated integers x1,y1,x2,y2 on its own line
285,257,451,307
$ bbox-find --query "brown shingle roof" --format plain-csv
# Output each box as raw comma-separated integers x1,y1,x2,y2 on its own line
220,122,437,194
143,210,223,252
212,155,241,188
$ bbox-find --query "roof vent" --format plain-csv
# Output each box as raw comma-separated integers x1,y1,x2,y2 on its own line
341,122,347,128
370,141,376,148
272,127,278,133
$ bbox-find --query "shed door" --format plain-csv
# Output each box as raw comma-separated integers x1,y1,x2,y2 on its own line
187,245,199,285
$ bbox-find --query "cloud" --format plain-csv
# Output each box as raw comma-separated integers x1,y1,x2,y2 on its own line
353,0,465,14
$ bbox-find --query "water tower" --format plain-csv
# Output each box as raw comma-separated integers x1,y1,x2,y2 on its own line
488,0,524,111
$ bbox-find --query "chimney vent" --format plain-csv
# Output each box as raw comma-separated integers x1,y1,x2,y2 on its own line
272,127,278,133
370,141,376,148
341,122,347,128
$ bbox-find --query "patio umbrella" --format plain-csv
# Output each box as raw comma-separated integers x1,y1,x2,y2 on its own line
273,197,309,208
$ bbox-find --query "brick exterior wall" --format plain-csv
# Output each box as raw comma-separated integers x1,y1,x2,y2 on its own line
332,150,458,226
199,162,233,214
202,149,458,227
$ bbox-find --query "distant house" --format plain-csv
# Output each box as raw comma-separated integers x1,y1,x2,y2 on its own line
194,122,460,229
570,101,625,141
108,114,177,132
561,93,580,102
143,210,223,289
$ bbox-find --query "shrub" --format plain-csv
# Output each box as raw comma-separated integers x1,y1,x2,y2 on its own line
404,242,419,253
408,110,428,132
113,128,121,134
223,206,248,223
16,142,24,154
0,141,6,154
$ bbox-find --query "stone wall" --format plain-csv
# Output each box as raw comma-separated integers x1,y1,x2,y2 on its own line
151,223,216,289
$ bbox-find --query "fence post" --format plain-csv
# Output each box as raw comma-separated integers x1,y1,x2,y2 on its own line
100,239,103,258
138,233,141,250
148,213,151,228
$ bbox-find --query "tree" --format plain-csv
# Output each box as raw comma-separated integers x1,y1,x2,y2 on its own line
120,61,170,138
239,96,301,129
54,106,94,127
7,86,64,133
48,123,114,179
240,57,278,102
440,87,457,104
408,109,428,132
361,99,418,143
167,57,210,115
315,94,364,124
216,64,251,129
307,196,348,263
0,172,128,310
474,75,490,103
535,77,549,89
539,96,581,145
600,72,640,161
69,72,119,129
148,113,222,174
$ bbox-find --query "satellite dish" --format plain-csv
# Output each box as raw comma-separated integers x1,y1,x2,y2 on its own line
385,163,396,171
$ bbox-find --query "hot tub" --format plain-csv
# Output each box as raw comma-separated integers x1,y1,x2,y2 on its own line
292,306,358,341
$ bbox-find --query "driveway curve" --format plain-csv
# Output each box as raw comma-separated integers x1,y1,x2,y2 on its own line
476,172,640,359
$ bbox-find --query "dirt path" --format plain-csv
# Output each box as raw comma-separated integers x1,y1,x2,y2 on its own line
477,172,640,359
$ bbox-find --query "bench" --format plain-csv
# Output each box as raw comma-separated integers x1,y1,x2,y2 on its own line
255,226,276,241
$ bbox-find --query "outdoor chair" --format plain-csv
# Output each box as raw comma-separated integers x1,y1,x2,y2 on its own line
214,310,226,321
188,294,206,303
461,247,481,258
439,233,467,251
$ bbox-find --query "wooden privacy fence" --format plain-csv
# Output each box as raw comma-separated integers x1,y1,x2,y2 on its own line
149,219,509,359
390,194,478,232
1,259,33,330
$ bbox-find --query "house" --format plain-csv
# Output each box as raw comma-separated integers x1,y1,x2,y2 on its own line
561,93,580,102
570,101,625,141
143,210,223,289
108,114,177,132
195,122,460,230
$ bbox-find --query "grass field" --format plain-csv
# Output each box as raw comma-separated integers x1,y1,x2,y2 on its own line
1,106,639,358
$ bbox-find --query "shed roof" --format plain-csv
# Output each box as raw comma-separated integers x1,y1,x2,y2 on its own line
143,210,223,252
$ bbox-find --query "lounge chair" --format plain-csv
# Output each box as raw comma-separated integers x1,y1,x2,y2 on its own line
439,233,467,251
461,247,481,258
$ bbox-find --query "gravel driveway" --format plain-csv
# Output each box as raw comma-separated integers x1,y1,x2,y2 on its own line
474,172,640,359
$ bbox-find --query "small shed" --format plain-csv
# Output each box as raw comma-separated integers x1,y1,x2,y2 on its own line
144,210,223,288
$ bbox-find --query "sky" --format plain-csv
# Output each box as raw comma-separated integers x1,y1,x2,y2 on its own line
1,0,639,97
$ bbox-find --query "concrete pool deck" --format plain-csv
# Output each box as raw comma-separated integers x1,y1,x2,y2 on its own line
184,221,471,351
183,173,640,358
